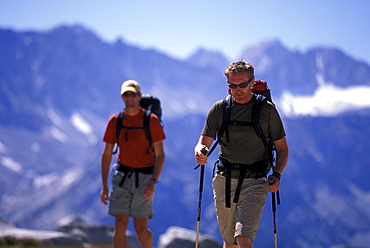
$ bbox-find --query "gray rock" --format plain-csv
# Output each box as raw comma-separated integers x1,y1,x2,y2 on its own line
158,226,221,248
0,226,84,246
56,215,141,247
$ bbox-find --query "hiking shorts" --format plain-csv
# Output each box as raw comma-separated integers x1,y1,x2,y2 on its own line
109,168,153,218
212,174,268,245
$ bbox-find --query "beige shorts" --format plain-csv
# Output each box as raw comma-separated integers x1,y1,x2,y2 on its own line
212,174,268,245
109,169,153,218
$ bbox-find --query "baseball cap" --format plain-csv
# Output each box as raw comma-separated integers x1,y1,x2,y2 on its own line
120,80,141,95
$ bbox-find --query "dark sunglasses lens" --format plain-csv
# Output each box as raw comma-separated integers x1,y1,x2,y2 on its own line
123,92,137,97
239,82,248,88
228,82,249,89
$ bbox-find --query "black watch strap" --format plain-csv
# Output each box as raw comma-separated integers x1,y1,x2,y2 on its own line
151,177,159,184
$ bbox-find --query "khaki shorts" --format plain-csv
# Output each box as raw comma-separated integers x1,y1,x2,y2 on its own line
109,169,153,218
212,174,268,245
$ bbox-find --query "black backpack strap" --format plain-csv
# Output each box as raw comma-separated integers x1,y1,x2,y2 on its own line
222,95,232,142
114,109,153,155
113,111,124,155
208,95,232,157
252,95,275,165
225,165,232,208
233,165,247,205
252,95,267,140
143,109,152,147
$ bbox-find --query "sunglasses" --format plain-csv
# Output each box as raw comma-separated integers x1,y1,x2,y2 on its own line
228,79,252,89
122,92,139,97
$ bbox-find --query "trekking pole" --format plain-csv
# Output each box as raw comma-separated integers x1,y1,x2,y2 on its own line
269,174,281,248
271,191,278,248
194,147,208,248
195,163,204,248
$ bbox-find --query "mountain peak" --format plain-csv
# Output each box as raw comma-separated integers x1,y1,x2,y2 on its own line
44,24,93,35
249,39,285,50
187,47,229,71
41,24,102,44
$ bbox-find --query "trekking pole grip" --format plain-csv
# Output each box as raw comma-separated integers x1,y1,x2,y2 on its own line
194,146,208,170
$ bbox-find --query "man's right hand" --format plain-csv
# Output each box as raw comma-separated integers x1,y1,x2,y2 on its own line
194,144,208,165
100,186,109,205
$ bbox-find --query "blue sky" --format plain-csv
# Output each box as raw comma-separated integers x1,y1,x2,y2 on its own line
1,0,369,64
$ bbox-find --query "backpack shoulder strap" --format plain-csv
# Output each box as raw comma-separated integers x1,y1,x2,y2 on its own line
219,95,232,141
208,95,231,156
252,94,267,140
252,95,276,164
113,111,124,155
143,109,152,146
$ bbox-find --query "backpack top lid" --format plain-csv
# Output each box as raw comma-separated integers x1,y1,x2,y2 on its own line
251,80,273,104
251,80,270,92
140,94,162,121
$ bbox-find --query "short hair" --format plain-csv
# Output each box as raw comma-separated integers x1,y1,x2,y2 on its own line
224,60,255,80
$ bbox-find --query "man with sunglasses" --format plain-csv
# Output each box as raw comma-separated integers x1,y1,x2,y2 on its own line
100,80,166,248
194,61,288,248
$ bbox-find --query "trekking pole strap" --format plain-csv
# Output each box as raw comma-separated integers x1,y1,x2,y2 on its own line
207,139,219,157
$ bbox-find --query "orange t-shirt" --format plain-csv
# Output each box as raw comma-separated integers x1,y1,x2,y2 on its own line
103,109,166,168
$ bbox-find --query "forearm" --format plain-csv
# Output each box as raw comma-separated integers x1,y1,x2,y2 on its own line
101,152,112,187
194,135,214,152
152,153,165,180
273,137,289,175
275,147,288,175
152,140,165,180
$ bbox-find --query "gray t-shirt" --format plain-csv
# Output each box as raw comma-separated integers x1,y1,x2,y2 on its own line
201,95,286,164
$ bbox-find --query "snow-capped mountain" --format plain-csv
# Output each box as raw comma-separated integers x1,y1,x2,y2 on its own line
1,25,370,248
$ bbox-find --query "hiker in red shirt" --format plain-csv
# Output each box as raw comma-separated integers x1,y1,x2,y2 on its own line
100,80,166,248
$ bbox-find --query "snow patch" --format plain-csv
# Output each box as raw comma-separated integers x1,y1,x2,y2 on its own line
279,84,370,117
0,228,67,239
71,112,92,135
60,169,83,188
1,156,22,173
49,126,68,143
33,173,59,189
47,107,64,126
70,112,97,143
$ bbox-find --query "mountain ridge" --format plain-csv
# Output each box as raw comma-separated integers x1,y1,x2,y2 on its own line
1,24,370,248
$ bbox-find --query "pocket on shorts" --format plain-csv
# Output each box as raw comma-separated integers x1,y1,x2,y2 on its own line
111,170,124,188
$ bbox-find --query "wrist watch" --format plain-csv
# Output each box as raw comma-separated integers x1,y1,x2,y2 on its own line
150,177,159,184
